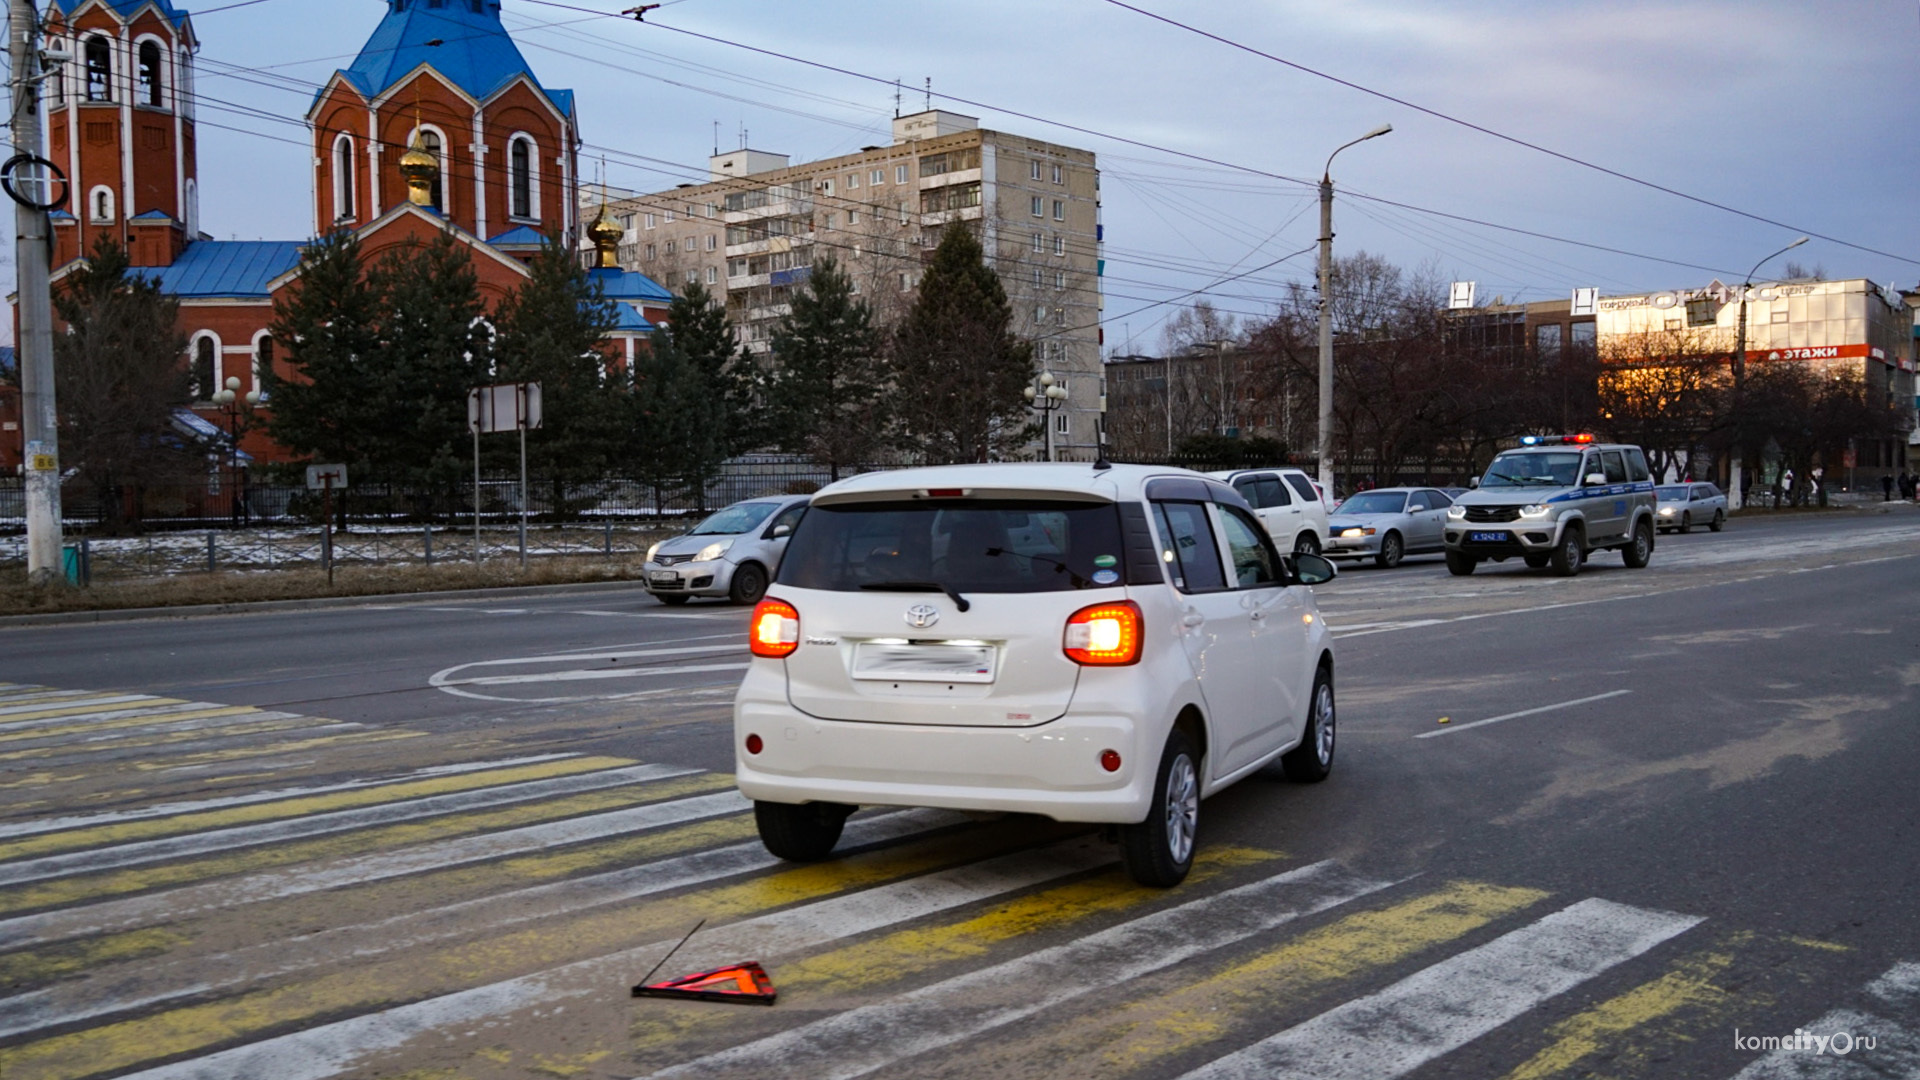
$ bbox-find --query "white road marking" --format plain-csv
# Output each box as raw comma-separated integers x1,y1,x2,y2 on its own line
650,861,1399,1080
25,721,367,763
430,645,749,703
112,827,1105,1080
0,762,695,885
1179,897,1703,1080
1415,690,1633,739
0,700,265,735
1,810,968,1039
2,709,310,748
0,754,582,841
0,693,153,718
1731,962,1920,1079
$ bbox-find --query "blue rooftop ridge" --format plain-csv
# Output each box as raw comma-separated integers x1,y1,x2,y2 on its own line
49,0,188,27
588,266,674,305
146,240,305,299
609,303,656,333
336,0,573,116
130,209,177,222
486,225,548,248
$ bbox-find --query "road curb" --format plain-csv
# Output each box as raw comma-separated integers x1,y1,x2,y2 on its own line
0,578,652,630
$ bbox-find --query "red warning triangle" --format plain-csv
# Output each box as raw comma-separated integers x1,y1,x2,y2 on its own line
632,961,777,1006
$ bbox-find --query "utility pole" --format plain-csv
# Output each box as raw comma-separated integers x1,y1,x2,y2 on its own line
10,0,63,584
1730,236,1808,510
1317,124,1392,497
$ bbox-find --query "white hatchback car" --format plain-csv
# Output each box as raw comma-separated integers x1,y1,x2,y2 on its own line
733,463,1340,887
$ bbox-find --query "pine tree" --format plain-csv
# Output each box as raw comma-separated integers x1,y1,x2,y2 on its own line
263,229,381,473
662,280,759,455
627,332,718,512
890,226,1035,463
52,235,192,531
767,256,886,480
492,235,622,499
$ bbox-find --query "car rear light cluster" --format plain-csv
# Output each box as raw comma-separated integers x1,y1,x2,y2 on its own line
749,598,800,658
1063,601,1143,666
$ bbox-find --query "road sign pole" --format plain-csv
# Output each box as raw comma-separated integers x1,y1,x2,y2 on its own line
321,475,335,585
11,0,63,585
518,419,528,569
473,419,482,563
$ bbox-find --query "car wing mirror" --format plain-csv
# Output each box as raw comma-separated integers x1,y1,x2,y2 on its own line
1585,473,1608,486
1469,477,1479,488
1290,552,1338,586
772,524,793,538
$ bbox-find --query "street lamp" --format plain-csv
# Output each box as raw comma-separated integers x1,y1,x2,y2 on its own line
1317,123,1393,497
1730,236,1809,509
211,376,262,527
1025,370,1070,462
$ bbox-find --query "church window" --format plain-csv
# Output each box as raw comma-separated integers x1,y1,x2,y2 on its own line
253,335,275,396
89,186,115,224
191,334,218,401
138,41,164,107
332,134,356,222
84,36,112,102
508,134,537,220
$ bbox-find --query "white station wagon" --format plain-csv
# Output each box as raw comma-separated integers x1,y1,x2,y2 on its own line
733,463,1340,887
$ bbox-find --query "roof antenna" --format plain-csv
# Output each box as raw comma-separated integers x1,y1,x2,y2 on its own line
893,79,902,119
712,120,719,157
924,77,932,112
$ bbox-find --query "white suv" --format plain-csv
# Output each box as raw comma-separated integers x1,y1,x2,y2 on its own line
1207,468,1331,554
733,463,1340,887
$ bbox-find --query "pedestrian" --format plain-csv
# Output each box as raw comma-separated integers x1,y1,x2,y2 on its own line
1781,468,1794,508
1883,473,1896,502
1740,469,1753,507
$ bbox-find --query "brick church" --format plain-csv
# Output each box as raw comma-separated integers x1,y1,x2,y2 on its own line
27,0,672,467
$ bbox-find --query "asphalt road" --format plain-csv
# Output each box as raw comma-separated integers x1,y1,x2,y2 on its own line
0,505,1914,1080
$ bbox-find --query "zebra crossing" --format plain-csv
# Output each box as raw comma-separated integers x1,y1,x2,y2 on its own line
0,681,1911,1080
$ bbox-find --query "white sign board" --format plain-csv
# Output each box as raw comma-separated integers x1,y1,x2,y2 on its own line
1448,281,1477,310
1570,287,1598,317
305,463,348,490
468,382,543,434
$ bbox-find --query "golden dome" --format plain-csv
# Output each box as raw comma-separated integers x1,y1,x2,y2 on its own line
588,204,623,268
399,132,439,207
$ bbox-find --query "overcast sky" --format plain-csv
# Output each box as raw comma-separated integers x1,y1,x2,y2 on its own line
9,0,1920,351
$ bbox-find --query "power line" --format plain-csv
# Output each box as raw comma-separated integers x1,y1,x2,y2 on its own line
1097,0,1920,268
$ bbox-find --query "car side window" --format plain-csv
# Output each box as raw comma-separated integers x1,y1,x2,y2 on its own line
1582,453,1606,484
1406,491,1431,512
1231,478,1264,508
1602,451,1627,483
1427,489,1453,508
1256,477,1291,507
765,503,807,538
1218,506,1282,589
1151,501,1228,593
1284,473,1319,504
1625,448,1652,482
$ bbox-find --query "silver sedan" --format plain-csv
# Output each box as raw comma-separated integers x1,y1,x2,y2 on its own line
1325,487,1455,568
642,496,810,605
1655,483,1727,534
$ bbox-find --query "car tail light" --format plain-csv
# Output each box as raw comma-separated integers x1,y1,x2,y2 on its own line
744,734,764,755
749,598,800,658
1099,749,1122,772
1064,601,1143,666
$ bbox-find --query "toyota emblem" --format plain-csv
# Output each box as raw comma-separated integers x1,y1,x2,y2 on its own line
904,604,941,629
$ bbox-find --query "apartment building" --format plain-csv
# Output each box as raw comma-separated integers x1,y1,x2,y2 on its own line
587,110,1106,459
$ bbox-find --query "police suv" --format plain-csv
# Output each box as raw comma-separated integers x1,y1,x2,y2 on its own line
1443,435,1658,577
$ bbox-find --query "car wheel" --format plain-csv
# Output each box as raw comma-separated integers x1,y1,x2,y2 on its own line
1524,552,1551,569
729,562,769,606
1709,510,1725,533
1119,728,1200,888
1294,532,1322,556
1679,512,1692,535
1445,549,1477,576
1374,532,1403,569
754,800,854,862
656,593,691,606
1550,525,1584,577
1622,519,1654,568
1281,666,1335,783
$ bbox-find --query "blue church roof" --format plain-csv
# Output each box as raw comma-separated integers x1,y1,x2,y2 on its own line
49,0,188,26
338,0,573,115
610,304,656,333
485,225,547,248
147,241,305,299
589,267,674,305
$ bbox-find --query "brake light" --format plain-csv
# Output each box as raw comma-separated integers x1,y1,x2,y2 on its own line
1064,601,1143,666
749,598,800,658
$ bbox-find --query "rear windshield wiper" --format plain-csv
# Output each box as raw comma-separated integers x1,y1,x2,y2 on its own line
986,547,1091,588
859,579,971,612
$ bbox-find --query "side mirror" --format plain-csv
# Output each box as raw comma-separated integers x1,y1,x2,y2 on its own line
1585,473,1608,487
1292,552,1338,586
1469,477,1480,489
772,524,793,538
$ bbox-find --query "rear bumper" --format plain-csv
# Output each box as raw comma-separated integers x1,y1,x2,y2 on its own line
733,683,1157,824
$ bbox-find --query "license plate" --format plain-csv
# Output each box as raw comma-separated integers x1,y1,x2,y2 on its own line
851,642,997,684
648,571,679,585
1468,531,1508,543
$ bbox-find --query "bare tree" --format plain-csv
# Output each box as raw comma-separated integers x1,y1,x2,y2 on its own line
1596,327,1731,481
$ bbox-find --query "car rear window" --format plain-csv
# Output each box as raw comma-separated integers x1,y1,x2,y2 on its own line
778,499,1128,593
1284,473,1319,504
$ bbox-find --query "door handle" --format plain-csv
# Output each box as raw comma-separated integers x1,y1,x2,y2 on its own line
1181,612,1206,628
1249,609,1267,621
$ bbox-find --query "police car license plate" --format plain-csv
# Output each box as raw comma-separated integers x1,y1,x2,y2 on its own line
1468,531,1507,543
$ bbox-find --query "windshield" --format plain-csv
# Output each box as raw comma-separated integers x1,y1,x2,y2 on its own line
1336,492,1408,515
1656,486,1689,500
778,499,1126,593
1481,452,1582,488
690,502,780,536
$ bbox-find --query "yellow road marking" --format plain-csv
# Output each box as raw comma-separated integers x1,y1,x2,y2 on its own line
0,706,258,745
0,755,635,863
0,698,184,723
0,772,737,917
0,716,334,763
128,730,431,769
1501,943,1742,1080
0,927,192,986
0,822,1055,1080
